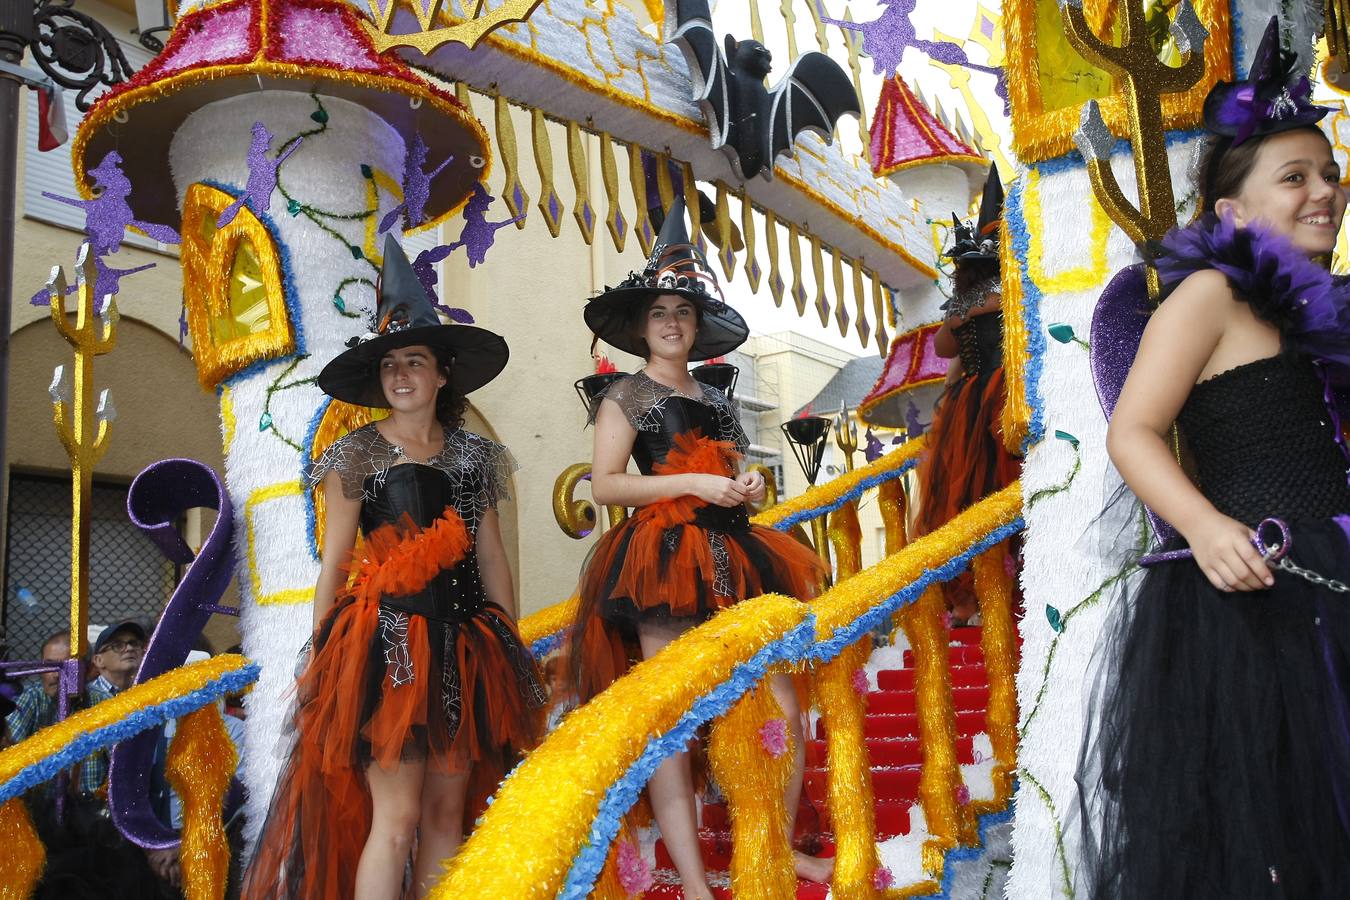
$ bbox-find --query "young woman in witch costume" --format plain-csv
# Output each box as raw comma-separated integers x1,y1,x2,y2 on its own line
243,235,545,900
915,167,1019,623
570,197,831,896
1079,17,1350,897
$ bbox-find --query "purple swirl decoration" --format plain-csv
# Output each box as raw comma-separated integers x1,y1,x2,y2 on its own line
109,458,239,849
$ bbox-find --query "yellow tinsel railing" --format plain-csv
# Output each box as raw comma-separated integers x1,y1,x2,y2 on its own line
435,483,1023,898
0,655,258,900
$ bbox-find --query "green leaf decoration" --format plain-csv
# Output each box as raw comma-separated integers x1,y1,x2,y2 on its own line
1045,605,1064,633
259,411,273,432
1048,323,1076,344
310,108,329,124
1054,429,1079,449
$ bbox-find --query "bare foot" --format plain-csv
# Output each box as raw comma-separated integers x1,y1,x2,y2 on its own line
681,886,715,900
793,850,835,883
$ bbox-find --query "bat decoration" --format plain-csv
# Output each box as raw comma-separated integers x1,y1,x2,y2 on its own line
669,0,861,181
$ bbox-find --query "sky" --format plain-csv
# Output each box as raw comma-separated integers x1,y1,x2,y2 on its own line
702,0,1010,356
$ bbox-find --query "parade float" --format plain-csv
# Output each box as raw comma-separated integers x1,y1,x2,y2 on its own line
2,0,1347,897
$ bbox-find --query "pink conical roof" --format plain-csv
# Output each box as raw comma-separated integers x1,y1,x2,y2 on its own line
869,74,984,178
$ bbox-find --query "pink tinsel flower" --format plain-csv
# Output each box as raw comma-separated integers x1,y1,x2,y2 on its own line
872,865,895,889
1005,551,1019,577
851,667,869,695
941,610,954,629
957,784,971,806
759,717,789,756
616,839,653,895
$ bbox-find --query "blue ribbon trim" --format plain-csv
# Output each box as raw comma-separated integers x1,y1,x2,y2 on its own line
926,782,1018,899
558,617,817,899
529,630,566,660
0,664,260,806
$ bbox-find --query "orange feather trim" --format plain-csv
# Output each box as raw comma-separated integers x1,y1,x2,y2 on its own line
640,432,742,529
346,509,472,605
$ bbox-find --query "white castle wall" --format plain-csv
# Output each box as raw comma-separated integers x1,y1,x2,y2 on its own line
169,91,407,843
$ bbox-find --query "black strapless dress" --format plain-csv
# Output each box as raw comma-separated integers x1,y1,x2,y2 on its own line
568,373,825,703
244,426,546,900
1080,355,1350,899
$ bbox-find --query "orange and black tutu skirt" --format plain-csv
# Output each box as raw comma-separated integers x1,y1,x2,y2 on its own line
914,367,1020,615
569,432,826,703
243,510,546,900
915,366,1019,538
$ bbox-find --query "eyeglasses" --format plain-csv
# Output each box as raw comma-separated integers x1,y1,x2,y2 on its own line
101,640,144,654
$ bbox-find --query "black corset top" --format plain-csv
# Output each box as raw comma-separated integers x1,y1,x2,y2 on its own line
631,397,729,474
1178,355,1350,525
954,312,1003,378
358,464,486,624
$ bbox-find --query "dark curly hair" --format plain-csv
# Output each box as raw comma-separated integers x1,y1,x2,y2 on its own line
953,257,1000,295
431,347,468,429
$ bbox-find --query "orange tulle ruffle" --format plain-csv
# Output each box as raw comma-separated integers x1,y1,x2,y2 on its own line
346,509,471,605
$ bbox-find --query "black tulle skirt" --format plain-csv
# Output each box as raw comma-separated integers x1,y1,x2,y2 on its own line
1079,519,1350,899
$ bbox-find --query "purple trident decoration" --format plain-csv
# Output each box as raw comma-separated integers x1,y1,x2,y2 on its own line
108,458,240,849
818,0,1008,114
216,122,303,229
378,134,455,234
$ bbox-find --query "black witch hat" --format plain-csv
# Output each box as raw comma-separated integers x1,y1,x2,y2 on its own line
1202,16,1331,146
945,166,1004,261
584,195,749,361
318,234,508,407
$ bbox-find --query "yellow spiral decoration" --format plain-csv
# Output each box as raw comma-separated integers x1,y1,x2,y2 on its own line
167,704,238,900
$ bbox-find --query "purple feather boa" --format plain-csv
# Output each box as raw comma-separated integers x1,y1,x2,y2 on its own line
1154,214,1350,389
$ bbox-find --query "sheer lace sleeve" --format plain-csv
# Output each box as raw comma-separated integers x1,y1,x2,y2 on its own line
436,430,519,530
587,374,660,431
307,427,384,500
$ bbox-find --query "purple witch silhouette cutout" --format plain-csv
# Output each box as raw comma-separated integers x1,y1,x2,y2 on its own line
216,122,303,229
379,134,454,234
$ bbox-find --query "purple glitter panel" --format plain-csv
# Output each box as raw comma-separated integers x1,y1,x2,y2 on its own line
720,244,735,273
108,459,239,849
835,302,850,334
581,201,595,232
1090,263,1178,545
639,220,654,244
546,189,562,224
613,210,627,236
771,271,785,298
859,318,872,346
510,182,526,213
748,259,762,284
816,293,832,323
981,14,995,38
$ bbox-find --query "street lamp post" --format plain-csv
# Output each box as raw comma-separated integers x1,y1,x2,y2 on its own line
781,415,833,580
0,1,135,589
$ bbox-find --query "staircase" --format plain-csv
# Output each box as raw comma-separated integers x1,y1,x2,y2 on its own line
643,626,994,898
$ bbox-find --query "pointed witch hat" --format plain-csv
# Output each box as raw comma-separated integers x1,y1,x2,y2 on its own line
944,166,1004,261
1202,16,1331,146
583,195,749,360
318,234,508,406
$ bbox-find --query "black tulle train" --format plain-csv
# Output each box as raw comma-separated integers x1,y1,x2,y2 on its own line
1079,520,1350,899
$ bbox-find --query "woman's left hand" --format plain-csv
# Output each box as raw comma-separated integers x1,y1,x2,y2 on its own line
736,470,766,504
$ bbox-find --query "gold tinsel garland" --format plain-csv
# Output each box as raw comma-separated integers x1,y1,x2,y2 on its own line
814,637,881,899
0,798,44,900
970,544,1019,813
432,595,809,898
998,215,1030,454
518,594,580,648
751,436,927,531
166,704,239,900
429,485,1024,897
708,676,797,898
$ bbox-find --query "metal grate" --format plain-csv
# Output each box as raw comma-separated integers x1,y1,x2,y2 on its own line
2,473,177,661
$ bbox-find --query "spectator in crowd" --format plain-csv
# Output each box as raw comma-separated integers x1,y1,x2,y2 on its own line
90,621,146,696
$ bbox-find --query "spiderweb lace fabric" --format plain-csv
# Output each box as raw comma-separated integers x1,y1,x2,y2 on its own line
590,372,750,453
309,425,517,533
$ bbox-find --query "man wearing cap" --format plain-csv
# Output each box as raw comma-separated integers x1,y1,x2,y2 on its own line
90,621,146,697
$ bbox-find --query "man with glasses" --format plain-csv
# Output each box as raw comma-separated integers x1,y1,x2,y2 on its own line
90,621,147,696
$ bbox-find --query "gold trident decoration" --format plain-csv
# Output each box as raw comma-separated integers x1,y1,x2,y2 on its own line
827,403,864,580
46,243,118,659
1059,0,1210,298
361,0,547,54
